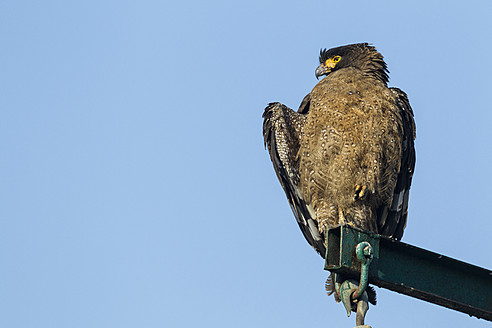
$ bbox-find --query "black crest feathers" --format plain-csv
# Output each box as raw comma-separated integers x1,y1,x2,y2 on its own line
319,43,389,84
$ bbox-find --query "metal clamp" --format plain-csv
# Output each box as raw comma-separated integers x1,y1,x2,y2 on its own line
352,241,374,300
337,242,374,327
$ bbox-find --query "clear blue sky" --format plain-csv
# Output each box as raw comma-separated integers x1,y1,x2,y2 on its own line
1,1,491,327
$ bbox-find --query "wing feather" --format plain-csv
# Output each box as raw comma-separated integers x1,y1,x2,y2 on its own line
378,88,416,239
262,102,326,255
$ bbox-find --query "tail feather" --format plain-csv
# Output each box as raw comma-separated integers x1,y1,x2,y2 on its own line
325,273,341,303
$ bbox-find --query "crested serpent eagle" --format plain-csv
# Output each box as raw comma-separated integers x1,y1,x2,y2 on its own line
262,43,416,304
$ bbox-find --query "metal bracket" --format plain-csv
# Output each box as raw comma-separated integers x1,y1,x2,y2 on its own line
325,225,492,321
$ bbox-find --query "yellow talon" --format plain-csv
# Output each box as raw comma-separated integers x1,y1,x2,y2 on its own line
359,185,367,198
354,185,368,200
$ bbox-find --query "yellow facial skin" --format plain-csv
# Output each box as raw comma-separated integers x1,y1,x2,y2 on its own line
323,55,341,69
315,55,342,79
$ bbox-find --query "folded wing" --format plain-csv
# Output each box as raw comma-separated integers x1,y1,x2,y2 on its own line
378,88,416,239
262,101,326,256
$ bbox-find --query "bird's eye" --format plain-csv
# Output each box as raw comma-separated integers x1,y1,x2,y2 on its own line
333,56,341,62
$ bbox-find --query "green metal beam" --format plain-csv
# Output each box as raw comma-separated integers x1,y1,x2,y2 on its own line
324,225,492,321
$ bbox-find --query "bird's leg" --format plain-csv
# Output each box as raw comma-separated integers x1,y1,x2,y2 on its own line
354,185,367,200
316,204,338,234
338,207,346,225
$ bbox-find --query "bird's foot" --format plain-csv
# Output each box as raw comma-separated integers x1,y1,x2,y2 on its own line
354,185,367,200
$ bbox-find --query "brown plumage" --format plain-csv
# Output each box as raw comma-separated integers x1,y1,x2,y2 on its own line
263,43,416,304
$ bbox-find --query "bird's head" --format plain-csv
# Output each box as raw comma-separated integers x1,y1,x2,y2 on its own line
315,43,389,83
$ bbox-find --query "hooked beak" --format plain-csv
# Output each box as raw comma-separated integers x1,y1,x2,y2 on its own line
315,64,330,80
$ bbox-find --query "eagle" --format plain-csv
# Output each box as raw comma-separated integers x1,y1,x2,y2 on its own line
263,43,416,304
